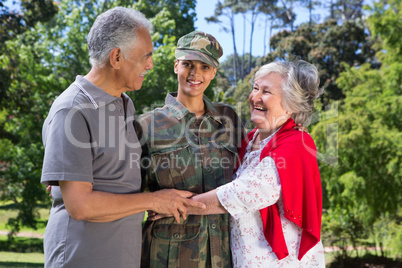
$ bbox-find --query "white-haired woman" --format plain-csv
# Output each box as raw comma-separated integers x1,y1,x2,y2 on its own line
150,60,326,267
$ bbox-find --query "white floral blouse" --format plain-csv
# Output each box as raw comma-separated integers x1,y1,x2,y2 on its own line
216,129,326,267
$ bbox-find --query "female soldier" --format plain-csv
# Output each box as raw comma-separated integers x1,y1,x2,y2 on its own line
136,31,244,268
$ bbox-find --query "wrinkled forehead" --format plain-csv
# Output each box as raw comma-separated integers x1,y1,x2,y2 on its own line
255,72,284,91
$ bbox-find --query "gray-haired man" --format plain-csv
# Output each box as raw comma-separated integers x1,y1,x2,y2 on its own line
41,7,204,267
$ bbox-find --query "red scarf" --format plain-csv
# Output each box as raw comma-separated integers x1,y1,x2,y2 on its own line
236,118,322,260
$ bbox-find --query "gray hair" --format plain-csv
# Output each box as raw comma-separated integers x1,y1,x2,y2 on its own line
254,60,323,125
87,7,153,68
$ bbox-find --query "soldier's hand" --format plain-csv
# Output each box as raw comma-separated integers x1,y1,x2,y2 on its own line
294,123,309,133
150,189,206,223
46,185,52,197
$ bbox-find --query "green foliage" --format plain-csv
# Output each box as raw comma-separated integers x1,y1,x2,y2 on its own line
260,19,376,103
131,0,196,46
0,12,63,233
220,53,259,86
0,0,58,115
130,34,177,113
311,0,401,259
0,0,58,44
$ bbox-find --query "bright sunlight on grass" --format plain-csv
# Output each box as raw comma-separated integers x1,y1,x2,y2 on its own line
0,252,44,267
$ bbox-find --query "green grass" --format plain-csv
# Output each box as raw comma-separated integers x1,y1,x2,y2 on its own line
0,235,43,253
0,252,44,267
0,201,49,235
0,201,46,266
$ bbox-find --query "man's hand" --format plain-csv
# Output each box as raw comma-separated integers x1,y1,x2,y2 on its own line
150,189,206,223
146,211,170,221
51,181,205,223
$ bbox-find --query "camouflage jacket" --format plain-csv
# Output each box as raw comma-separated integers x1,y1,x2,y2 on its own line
135,93,244,268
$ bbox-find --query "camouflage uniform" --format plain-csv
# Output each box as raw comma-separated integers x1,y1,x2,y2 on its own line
135,93,244,268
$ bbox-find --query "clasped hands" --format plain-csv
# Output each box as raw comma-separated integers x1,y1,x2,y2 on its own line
147,192,206,222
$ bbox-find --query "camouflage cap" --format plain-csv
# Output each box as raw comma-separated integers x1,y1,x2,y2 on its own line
175,31,223,68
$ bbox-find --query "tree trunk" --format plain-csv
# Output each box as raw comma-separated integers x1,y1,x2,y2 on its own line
230,12,238,86
330,0,335,20
341,0,346,21
269,21,274,52
248,8,258,73
290,0,294,31
380,241,385,258
263,15,268,56
281,0,294,31
242,13,246,79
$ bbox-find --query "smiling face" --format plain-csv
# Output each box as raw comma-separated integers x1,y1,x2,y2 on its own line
119,27,154,92
174,59,217,98
249,72,290,134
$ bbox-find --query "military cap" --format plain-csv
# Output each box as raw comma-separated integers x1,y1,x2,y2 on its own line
175,31,223,68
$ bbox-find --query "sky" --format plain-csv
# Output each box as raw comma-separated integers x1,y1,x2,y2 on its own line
194,0,374,61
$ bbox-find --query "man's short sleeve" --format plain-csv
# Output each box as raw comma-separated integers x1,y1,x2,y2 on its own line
41,108,93,185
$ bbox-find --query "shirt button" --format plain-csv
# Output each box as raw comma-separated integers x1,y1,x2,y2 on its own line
173,233,180,239
206,166,212,172
211,224,216,229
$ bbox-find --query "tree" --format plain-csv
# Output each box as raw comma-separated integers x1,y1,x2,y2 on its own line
259,2,285,55
324,0,365,22
129,0,196,46
278,0,297,31
0,0,58,114
0,0,104,235
300,0,322,26
206,0,240,85
260,19,376,104
236,0,263,74
219,53,258,86
312,0,401,258
0,0,58,234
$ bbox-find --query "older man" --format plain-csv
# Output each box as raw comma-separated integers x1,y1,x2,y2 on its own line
41,7,204,267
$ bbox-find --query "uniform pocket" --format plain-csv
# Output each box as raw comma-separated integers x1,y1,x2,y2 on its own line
150,145,197,189
148,222,203,267
152,223,201,241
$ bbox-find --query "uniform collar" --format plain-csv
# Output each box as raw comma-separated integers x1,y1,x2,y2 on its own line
165,93,222,123
74,75,129,108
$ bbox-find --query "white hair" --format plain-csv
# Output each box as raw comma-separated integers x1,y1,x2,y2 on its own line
254,60,323,125
87,7,153,68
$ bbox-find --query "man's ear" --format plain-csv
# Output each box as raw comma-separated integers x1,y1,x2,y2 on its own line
109,47,122,69
174,59,179,74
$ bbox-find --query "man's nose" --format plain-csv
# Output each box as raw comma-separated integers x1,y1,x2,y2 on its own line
147,57,154,70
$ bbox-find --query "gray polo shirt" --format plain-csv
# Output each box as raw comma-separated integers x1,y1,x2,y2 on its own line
41,76,143,267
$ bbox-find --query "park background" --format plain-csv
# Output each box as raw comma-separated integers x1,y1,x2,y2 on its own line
0,0,400,267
